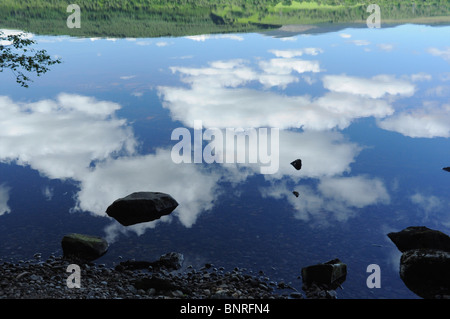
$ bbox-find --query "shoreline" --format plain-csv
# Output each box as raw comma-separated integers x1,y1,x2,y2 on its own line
0,254,303,299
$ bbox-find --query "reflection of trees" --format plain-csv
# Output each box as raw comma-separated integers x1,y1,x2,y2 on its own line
0,31,61,88
1,1,449,38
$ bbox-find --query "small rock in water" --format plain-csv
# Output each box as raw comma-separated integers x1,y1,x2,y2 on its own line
290,159,302,170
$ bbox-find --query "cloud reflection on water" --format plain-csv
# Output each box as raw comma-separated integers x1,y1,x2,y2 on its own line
0,89,390,237
1,30,449,241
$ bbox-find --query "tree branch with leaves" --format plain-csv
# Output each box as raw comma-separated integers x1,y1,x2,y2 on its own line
0,31,61,88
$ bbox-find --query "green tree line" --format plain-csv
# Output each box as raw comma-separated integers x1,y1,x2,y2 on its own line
0,0,449,38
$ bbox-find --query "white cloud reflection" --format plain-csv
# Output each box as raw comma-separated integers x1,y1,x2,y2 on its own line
411,192,442,214
185,34,244,42
0,94,136,180
428,47,450,62
158,54,398,131
73,149,221,230
157,51,399,224
339,33,352,39
261,175,390,225
377,103,450,138
0,88,391,233
269,48,324,58
323,74,415,98
0,94,222,235
0,184,11,216
377,43,395,52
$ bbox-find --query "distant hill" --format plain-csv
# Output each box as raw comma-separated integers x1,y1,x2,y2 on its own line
1,0,449,38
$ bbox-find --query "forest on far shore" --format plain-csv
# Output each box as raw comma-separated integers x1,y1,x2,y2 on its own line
1,0,449,38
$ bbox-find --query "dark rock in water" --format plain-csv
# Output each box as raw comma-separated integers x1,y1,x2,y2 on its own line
290,159,302,170
292,191,299,198
106,192,178,226
387,226,450,253
443,167,450,173
301,258,346,299
61,233,108,262
301,258,346,287
400,249,450,299
116,252,184,272
388,226,450,299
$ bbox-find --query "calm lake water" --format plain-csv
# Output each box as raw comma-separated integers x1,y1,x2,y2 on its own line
1,23,449,299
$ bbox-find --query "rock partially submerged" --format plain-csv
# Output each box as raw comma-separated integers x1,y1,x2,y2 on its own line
388,226,450,299
61,233,108,262
400,249,450,299
301,258,347,286
301,258,346,299
387,226,450,253
106,192,178,226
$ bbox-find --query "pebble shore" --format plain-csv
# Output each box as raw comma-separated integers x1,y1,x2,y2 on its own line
0,254,303,299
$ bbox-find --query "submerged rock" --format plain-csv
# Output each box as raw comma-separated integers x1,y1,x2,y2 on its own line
301,258,346,299
387,226,450,253
106,192,178,226
61,233,108,262
290,159,302,170
388,226,450,299
301,258,347,286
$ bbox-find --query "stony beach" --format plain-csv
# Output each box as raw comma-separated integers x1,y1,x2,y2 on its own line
0,254,304,299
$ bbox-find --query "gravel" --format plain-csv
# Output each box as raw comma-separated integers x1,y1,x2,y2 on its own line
0,254,302,299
